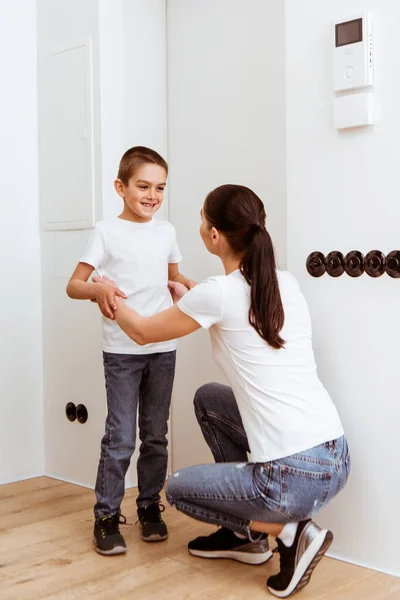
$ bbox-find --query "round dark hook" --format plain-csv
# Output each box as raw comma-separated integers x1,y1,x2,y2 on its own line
65,402,77,422
326,251,344,277
306,252,326,277
386,250,400,278
344,251,364,278
365,250,386,278
76,404,88,424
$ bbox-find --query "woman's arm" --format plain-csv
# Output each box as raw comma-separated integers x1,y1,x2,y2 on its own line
114,297,201,345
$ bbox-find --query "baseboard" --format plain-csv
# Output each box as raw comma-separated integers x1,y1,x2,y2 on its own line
42,469,173,491
43,472,145,491
44,472,96,490
0,472,44,486
326,549,400,579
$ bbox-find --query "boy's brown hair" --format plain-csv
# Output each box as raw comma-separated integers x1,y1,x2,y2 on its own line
117,146,168,185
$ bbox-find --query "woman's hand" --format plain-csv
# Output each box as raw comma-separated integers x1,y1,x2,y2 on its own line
92,275,127,319
168,280,189,304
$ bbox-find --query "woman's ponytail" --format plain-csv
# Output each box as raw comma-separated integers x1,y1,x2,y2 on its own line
240,227,284,349
204,184,285,349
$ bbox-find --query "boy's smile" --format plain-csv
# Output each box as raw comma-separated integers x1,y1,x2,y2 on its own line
115,163,167,223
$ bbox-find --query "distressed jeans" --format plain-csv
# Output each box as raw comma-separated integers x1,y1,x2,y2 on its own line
94,351,176,518
166,383,350,535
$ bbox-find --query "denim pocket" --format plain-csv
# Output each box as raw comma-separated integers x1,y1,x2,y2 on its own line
253,462,282,511
278,465,333,522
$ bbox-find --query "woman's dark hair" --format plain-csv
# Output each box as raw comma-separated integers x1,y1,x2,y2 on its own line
204,184,285,349
117,146,168,185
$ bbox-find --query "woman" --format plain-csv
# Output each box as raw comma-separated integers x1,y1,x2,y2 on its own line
98,184,350,598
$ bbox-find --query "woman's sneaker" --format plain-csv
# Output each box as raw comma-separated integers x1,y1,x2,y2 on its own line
188,527,272,565
93,514,127,555
137,503,168,542
267,520,333,597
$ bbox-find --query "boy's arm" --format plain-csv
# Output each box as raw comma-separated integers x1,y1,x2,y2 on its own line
168,263,197,290
66,263,97,300
114,297,200,345
66,262,127,319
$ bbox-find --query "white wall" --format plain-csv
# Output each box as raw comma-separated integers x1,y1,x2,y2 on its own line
286,0,400,576
37,0,168,488
37,0,105,487
0,0,44,484
98,0,169,481
100,0,168,222
167,0,286,469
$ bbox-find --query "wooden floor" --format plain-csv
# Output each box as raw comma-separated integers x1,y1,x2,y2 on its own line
0,477,399,600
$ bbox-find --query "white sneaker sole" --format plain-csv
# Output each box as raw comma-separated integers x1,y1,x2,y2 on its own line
189,547,273,565
267,529,333,598
93,536,127,555
142,532,169,542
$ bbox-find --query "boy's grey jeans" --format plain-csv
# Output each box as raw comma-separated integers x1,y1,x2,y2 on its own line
94,350,176,519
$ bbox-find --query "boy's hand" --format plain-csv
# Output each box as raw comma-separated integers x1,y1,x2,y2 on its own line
168,280,189,304
92,276,127,319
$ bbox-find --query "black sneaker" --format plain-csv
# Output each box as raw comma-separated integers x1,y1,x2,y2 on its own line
188,527,272,565
267,520,333,597
93,514,127,555
137,503,168,542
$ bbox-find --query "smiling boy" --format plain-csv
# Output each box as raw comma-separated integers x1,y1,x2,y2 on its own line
67,146,194,554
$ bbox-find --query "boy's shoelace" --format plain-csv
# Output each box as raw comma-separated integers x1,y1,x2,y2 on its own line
136,503,166,524
100,514,128,535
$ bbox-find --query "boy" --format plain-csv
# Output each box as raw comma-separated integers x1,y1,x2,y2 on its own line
67,146,194,555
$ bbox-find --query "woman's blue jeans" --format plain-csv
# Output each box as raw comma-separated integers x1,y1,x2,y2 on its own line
166,383,350,536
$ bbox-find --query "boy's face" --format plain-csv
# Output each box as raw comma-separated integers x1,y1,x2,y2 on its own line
115,163,167,222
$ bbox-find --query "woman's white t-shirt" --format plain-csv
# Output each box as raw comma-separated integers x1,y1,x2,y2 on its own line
178,270,344,463
80,217,182,355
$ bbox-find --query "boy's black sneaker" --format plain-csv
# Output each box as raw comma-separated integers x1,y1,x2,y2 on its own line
267,520,333,597
93,514,127,555
188,527,272,565
137,503,168,542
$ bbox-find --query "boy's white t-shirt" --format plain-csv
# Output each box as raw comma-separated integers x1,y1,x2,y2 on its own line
178,270,344,463
80,217,182,354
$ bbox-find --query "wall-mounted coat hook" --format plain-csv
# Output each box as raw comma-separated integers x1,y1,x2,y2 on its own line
365,250,386,278
76,404,88,424
65,402,76,422
306,252,326,277
326,251,344,277
386,250,400,278
344,251,364,277
307,249,400,279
